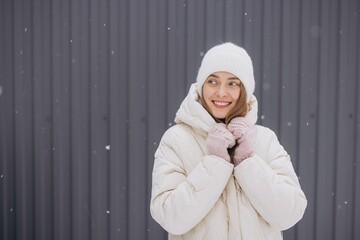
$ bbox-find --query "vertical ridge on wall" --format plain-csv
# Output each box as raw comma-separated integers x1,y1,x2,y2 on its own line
335,0,358,239
331,0,342,238
277,0,284,137
108,0,130,239
89,0,111,238
128,0,148,238
13,0,35,238
52,0,72,238
0,0,16,239
70,0,91,238
313,0,322,238
354,8,360,237
280,2,300,238
146,0,168,238
32,0,53,239
297,0,321,238
352,4,360,237
315,0,338,239
144,0,150,239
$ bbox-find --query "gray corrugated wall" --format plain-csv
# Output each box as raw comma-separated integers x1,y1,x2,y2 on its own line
0,0,359,239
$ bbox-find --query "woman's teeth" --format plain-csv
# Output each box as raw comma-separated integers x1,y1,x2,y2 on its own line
213,101,230,106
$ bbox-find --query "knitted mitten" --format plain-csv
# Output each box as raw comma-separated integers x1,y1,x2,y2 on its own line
206,123,236,162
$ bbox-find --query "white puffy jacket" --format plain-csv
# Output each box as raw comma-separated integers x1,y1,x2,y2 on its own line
150,83,307,240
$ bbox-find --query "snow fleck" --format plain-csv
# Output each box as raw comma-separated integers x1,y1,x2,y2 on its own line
183,3,186,7
153,142,157,146
200,51,205,57
263,83,270,90
24,28,28,32
106,210,110,214
14,109,19,114
0,86,3,96
249,19,252,22
105,145,110,150
331,192,335,196
287,122,292,126
167,27,171,30
261,115,265,120
245,12,247,16
10,208,13,212
103,23,106,27
168,122,173,126
111,50,115,55
70,39,73,43
19,50,23,55
282,85,285,89
344,201,348,205
306,122,309,126
0,175,3,178
94,84,97,88
53,147,55,151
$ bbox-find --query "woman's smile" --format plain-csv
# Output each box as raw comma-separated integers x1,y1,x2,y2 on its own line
212,100,232,108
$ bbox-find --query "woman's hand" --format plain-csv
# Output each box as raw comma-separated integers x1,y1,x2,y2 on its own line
227,117,256,166
206,123,236,162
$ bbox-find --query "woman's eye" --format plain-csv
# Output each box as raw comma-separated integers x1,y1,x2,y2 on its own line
207,79,217,85
229,81,240,86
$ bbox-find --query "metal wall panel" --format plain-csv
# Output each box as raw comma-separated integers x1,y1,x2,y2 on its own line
1,0,359,239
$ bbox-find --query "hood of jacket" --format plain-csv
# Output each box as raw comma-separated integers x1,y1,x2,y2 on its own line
174,83,259,137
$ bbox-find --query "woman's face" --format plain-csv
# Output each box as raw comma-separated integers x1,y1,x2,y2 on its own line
202,71,241,119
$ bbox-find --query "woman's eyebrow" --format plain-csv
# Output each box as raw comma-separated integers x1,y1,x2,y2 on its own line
208,74,219,78
227,77,240,81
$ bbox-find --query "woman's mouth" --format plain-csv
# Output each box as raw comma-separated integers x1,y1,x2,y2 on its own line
212,101,231,108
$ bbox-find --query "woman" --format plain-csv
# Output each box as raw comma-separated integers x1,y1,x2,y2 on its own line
150,42,307,240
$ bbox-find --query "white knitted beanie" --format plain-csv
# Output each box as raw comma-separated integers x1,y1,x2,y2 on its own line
196,42,255,102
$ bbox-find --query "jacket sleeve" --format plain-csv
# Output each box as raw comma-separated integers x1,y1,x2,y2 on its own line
150,129,233,235
234,129,307,231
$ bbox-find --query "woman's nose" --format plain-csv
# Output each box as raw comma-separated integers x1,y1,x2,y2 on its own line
216,85,227,97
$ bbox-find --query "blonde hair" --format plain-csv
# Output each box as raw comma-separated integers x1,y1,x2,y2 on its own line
201,82,251,125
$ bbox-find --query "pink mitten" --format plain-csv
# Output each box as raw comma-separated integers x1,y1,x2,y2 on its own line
206,123,236,162
228,117,256,166
227,117,253,139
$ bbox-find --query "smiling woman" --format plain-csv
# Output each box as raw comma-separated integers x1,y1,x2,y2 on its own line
150,42,307,240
